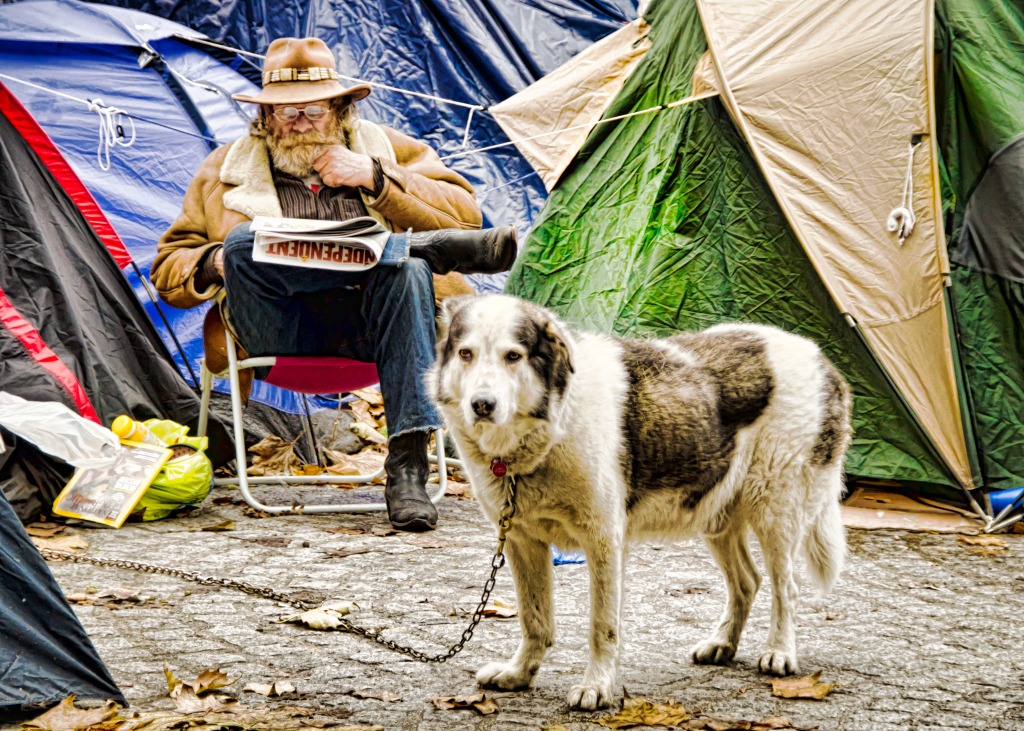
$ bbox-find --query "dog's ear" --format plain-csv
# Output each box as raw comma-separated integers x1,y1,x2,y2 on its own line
437,295,473,342
541,318,575,394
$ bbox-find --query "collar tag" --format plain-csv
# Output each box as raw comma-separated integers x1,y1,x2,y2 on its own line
490,458,508,478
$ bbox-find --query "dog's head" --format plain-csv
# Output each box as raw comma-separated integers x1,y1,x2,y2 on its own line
427,295,575,435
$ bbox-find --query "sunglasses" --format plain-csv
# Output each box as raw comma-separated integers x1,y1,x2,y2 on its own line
271,104,329,123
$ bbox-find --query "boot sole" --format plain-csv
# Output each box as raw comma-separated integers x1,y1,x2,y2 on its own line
390,516,437,532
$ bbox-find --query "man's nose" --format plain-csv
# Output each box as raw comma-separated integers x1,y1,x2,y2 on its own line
292,114,313,132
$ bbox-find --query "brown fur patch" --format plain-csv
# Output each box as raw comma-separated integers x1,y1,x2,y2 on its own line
621,331,774,511
811,358,851,466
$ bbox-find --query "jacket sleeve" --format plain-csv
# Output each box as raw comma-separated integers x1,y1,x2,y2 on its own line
367,127,483,231
150,149,228,309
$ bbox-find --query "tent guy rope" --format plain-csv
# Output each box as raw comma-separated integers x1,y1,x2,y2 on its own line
0,72,224,168
178,35,486,145
887,138,922,244
87,98,136,172
440,89,719,162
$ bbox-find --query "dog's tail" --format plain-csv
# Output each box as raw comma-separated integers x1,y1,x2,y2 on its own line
803,496,846,598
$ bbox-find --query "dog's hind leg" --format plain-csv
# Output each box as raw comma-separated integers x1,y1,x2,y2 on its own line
477,534,554,691
752,514,801,676
691,522,760,666
566,531,623,711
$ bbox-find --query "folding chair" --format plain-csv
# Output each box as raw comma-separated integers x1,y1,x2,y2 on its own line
196,330,449,515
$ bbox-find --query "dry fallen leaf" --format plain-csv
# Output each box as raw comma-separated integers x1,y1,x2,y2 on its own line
350,388,384,407
324,448,386,481
165,667,235,696
595,696,689,728
444,480,473,499
770,671,838,700
482,599,518,618
349,420,387,445
430,693,498,715
244,680,296,697
200,520,235,532
169,686,244,715
347,689,402,702
323,547,376,559
349,399,382,429
247,435,301,476
957,535,1006,548
26,522,67,538
33,534,89,553
683,717,815,730
20,695,123,730
277,600,358,630
242,506,271,519
326,526,369,536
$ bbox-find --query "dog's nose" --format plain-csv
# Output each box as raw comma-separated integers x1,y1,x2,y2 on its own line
471,394,497,419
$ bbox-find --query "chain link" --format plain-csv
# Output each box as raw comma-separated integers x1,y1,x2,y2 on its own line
40,475,519,664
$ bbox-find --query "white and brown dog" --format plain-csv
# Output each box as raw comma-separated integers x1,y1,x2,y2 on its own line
426,294,851,711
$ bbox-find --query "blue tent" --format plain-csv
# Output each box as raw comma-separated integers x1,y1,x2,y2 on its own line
0,0,637,416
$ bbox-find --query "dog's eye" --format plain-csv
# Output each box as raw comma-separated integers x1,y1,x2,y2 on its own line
458,348,473,362
505,351,522,363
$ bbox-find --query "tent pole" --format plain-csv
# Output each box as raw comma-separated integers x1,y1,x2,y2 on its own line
129,261,200,388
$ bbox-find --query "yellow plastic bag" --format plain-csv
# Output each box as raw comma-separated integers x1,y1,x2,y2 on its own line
132,419,213,521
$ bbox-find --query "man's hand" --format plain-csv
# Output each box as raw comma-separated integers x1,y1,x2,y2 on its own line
213,247,225,279
314,146,374,189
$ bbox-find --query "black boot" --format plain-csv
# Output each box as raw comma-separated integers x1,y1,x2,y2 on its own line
384,431,438,532
407,226,518,275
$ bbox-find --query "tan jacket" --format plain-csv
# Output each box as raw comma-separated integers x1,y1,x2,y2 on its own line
151,120,482,309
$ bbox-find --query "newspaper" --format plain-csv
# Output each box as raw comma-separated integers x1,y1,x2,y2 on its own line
251,215,389,272
51,441,172,528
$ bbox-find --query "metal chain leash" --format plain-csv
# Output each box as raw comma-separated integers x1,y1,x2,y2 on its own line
39,475,519,664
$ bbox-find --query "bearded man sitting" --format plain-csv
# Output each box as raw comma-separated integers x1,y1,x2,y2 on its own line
151,37,517,532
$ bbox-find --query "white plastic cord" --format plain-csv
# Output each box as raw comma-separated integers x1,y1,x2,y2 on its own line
87,98,136,171
439,90,718,162
887,140,921,244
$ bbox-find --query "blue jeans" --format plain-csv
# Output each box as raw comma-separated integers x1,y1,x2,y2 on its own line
222,223,442,437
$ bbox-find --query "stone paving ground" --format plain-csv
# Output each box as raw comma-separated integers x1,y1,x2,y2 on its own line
14,482,1024,731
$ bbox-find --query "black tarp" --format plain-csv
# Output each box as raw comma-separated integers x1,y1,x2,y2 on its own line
0,103,232,500
0,489,125,714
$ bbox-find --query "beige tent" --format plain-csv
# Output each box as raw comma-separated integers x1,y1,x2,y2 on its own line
494,0,976,493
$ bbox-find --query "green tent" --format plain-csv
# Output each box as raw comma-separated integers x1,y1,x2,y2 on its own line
495,0,1024,517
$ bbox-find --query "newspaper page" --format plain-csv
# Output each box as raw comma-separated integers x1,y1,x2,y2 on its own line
250,215,389,272
52,441,172,528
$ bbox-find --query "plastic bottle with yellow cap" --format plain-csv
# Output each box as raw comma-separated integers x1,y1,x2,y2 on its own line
111,415,166,447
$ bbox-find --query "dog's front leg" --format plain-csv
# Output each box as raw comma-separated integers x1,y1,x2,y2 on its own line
477,534,553,690
567,532,622,711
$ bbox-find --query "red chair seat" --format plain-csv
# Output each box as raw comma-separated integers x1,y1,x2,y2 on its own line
263,357,379,394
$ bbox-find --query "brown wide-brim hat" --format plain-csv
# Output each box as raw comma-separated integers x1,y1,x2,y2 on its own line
232,37,371,106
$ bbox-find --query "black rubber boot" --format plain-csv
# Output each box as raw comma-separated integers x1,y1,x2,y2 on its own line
384,431,438,532
407,225,518,275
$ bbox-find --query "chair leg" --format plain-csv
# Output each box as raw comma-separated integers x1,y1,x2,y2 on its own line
211,344,453,515
197,361,214,439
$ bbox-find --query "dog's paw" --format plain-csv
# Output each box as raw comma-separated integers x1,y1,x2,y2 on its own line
476,661,534,691
566,682,614,711
757,649,799,676
690,639,737,665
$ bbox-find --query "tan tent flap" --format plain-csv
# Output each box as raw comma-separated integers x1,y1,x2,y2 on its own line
696,0,972,487
490,19,651,190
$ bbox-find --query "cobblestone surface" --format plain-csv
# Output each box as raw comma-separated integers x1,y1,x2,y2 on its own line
17,485,1024,730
